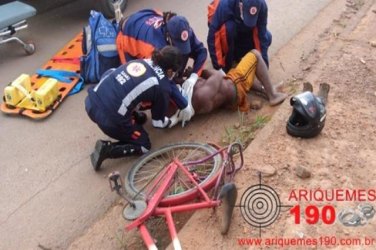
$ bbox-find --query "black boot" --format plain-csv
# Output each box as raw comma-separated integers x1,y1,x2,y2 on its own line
90,140,112,171
108,142,142,158
90,140,142,171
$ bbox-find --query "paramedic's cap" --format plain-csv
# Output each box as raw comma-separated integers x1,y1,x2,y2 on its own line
166,16,192,54
242,0,262,27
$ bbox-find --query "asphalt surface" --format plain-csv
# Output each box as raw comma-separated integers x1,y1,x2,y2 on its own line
0,0,332,249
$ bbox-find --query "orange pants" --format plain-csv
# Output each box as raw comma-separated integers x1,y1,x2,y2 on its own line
226,52,257,111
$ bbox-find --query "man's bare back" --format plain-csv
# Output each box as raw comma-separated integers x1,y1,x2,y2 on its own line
191,70,235,114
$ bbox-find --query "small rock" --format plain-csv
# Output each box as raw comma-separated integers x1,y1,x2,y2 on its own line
255,165,277,177
296,231,304,238
303,66,311,71
295,166,311,179
370,41,376,47
317,168,330,177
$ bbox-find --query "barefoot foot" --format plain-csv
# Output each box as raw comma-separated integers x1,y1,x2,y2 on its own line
317,82,330,105
303,82,313,92
269,92,288,106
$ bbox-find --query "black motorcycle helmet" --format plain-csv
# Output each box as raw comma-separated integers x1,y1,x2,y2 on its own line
286,91,326,138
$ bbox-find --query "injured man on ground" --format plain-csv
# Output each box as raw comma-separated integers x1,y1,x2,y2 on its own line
169,49,288,128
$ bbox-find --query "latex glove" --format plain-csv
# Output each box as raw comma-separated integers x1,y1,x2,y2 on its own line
178,103,195,128
218,68,226,76
168,109,180,128
182,73,198,101
183,73,198,87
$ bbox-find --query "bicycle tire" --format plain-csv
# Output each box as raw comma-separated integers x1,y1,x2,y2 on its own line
125,142,223,206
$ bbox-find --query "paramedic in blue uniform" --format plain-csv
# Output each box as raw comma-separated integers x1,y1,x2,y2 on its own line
207,0,272,73
116,9,207,81
85,46,194,171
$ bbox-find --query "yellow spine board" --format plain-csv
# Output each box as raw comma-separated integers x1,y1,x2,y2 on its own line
0,32,82,119
4,74,32,106
34,78,59,112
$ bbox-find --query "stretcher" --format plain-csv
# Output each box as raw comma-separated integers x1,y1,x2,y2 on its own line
0,1,37,54
1,32,83,119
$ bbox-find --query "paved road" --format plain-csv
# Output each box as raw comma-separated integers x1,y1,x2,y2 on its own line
0,0,331,249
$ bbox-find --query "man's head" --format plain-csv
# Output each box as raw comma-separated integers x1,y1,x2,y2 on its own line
239,0,262,27
166,16,192,55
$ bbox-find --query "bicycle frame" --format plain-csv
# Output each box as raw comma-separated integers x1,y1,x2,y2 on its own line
127,159,221,249
113,143,243,250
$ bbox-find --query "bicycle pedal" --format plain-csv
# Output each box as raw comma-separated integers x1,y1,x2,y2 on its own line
219,183,237,235
108,171,122,192
123,200,147,220
219,183,237,204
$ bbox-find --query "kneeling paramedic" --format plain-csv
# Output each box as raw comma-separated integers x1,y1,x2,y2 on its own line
85,46,194,171
116,9,207,81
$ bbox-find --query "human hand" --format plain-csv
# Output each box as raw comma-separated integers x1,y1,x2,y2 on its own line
178,104,195,128
132,111,147,125
182,73,198,102
168,110,180,128
182,66,193,78
173,76,185,85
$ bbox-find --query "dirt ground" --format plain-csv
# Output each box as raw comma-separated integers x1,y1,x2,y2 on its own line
68,1,376,249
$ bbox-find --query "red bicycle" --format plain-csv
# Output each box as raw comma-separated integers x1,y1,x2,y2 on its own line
109,142,243,249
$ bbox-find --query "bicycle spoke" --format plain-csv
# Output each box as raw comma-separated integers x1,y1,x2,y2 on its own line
126,143,223,205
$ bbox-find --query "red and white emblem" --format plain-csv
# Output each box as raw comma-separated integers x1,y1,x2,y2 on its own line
181,30,189,41
127,62,146,77
250,7,258,15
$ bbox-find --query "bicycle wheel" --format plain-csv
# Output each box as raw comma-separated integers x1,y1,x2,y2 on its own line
125,142,223,206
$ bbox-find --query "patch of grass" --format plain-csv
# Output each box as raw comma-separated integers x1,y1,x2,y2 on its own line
114,231,127,250
346,0,365,10
221,111,270,148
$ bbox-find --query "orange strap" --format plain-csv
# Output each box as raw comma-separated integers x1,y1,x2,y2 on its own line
51,56,80,65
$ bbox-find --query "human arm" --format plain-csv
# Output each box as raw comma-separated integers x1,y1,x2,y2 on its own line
170,84,188,110
150,82,192,129
189,31,208,76
207,0,231,70
170,83,194,128
124,53,136,63
151,90,172,128
254,3,270,67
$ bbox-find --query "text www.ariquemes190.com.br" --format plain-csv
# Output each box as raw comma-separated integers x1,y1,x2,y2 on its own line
237,236,375,247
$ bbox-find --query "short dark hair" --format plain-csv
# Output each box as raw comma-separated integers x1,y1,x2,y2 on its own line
151,46,183,72
162,11,177,24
